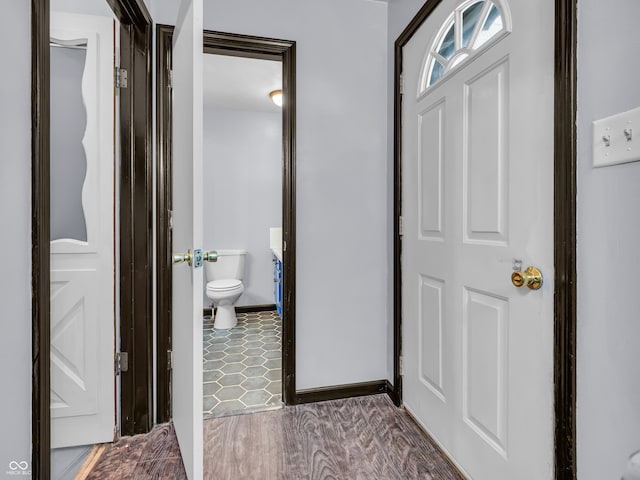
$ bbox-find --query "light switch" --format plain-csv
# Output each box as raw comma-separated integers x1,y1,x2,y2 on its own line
593,106,640,167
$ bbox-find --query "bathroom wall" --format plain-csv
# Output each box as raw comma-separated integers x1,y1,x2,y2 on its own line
150,0,390,389
0,0,33,476
203,107,282,307
576,0,640,477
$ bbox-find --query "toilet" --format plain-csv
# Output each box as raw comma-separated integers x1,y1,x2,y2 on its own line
204,249,247,330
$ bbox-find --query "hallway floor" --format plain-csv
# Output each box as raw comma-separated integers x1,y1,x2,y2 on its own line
203,310,282,417
84,395,464,479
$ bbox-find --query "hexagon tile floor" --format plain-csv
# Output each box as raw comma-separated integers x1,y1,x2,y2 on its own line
202,310,282,417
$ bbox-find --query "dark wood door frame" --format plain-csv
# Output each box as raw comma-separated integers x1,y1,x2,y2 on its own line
155,26,297,421
392,1,577,479
31,0,153,477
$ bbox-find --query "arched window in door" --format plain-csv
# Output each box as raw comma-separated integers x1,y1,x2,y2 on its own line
420,0,511,92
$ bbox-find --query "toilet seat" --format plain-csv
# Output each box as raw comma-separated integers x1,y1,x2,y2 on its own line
207,279,243,293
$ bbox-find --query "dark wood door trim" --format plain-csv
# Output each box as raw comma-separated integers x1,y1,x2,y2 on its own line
31,1,51,477
392,1,578,478
156,24,173,424
553,0,578,477
155,26,297,421
118,8,154,436
31,0,153,477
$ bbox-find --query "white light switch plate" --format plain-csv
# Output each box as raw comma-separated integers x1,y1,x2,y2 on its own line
593,106,640,167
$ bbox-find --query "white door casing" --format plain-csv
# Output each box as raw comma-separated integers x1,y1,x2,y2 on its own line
171,1,204,479
401,0,555,478
50,13,115,449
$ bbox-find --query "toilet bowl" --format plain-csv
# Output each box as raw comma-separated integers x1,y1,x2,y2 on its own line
204,249,247,329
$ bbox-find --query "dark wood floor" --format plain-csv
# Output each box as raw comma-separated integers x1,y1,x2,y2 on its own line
85,423,185,479
86,394,464,479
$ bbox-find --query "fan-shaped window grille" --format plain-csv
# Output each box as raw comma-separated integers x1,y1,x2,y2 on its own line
421,0,509,91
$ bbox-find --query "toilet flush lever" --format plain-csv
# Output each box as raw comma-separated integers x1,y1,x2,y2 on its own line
204,250,218,263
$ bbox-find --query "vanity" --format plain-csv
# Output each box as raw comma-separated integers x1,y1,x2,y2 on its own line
270,228,283,317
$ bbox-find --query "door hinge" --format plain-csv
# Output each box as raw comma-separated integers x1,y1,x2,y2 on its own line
167,70,173,89
168,209,174,230
116,352,129,375
399,215,404,236
168,350,173,370
115,67,128,89
399,73,405,95
399,356,404,376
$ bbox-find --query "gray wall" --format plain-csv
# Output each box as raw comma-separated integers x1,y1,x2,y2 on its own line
576,0,640,477
203,107,282,307
0,1,33,477
51,0,114,17
151,0,390,389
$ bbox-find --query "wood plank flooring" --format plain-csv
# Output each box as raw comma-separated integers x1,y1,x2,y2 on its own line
84,394,464,479
84,423,186,479
204,394,464,480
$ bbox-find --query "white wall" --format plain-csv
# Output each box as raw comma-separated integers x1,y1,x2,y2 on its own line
577,0,640,477
0,1,32,476
203,107,282,307
151,0,390,389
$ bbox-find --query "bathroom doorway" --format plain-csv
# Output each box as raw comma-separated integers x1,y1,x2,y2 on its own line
155,27,297,423
201,53,284,416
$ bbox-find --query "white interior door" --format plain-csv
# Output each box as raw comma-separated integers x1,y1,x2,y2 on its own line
401,0,554,478
171,1,204,478
49,13,115,449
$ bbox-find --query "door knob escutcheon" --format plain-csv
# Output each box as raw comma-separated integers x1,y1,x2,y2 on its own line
511,266,543,290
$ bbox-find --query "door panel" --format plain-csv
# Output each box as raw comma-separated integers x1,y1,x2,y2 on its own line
462,287,508,455
418,101,445,238
50,12,115,449
463,60,508,243
402,0,554,478
171,0,204,478
418,275,444,399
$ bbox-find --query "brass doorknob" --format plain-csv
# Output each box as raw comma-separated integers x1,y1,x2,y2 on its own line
173,249,192,266
511,266,543,290
204,250,218,262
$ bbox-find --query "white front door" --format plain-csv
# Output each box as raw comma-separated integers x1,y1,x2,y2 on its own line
401,0,554,478
171,1,204,479
49,13,115,448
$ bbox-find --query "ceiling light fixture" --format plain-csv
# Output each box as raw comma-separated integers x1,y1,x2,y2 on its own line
269,89,283,107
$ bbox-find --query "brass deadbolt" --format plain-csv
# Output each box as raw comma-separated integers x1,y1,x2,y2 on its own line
511,266,543,290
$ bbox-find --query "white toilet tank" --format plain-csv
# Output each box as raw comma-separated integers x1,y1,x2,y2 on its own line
204,249,247,282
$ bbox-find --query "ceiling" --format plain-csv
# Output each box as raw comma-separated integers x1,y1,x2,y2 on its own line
202,54,282,113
